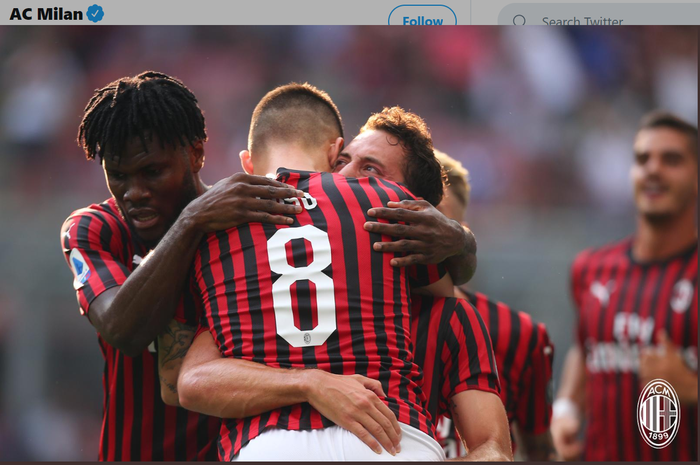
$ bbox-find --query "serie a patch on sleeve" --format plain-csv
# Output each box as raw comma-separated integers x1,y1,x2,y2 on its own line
70,249,91,290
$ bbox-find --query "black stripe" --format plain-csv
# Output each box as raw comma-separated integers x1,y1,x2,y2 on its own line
444,301,465,398
298,404,312,430
362,178,401,415
522,322,540,431
130,356,143,460
101,343,111,460
199,233,230,354
414,297,441,419
292,175,325,373
113,354,124,461
628,266,650,459
237,225,267,362
151,355,165,461
320,174,368,376
277,406,290,429
502,308,521,386
608,258,634,460
174,404,189,459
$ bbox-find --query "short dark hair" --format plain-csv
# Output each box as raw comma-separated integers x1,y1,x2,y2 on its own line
78,71,207,161
639,111,698,155
249,82,343,155
361,107,444,206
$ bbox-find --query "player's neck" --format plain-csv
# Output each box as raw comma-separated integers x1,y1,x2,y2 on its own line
256,145,331,176
633,206,697,262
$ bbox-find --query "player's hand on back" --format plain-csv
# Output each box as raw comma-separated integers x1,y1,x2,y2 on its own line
364,199,468,267
302,370,402,456
183,172,304,232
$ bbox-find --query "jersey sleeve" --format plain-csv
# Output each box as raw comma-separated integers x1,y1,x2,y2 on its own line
516,323,554,435
60,209,131,316
438,298,501,418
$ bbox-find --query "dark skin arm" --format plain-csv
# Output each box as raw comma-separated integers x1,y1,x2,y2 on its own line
364,200,477,285
89,173,304,356
158,319,197,406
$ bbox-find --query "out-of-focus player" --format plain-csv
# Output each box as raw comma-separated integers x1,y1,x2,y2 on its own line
552,111,697,461
59,71,305,460
405,151,555,460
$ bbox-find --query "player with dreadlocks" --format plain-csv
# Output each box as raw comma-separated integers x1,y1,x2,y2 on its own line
60,71,306,461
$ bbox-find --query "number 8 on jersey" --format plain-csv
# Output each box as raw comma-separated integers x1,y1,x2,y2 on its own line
267,225,336,347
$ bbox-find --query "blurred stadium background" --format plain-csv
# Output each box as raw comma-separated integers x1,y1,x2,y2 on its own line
0,26,696,460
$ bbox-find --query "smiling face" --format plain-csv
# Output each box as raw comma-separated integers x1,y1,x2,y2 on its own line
334,129,406,183
631,127,697,222
102,135,203,247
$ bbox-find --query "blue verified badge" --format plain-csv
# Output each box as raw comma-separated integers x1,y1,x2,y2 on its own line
70,248,91,289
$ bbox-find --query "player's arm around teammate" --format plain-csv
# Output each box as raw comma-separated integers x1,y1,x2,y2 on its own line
86,169,304,356
365,199,477,285
175,322,404,456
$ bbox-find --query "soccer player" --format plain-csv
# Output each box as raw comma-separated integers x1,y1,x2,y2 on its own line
175,100,511,461
346,143,552,460
179,84,455,460
428,152,555,460
59,71,307,460
551,111,697,461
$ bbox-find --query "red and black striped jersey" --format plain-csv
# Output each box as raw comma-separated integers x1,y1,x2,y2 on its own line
571,238,697,461
60,198,219,461
428,290,553,458
194,169,443,460
410,295,500,423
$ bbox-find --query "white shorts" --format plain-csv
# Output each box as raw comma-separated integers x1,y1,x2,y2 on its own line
233,423,446,461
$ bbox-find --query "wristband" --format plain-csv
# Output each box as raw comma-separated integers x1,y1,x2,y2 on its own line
552,398,580,420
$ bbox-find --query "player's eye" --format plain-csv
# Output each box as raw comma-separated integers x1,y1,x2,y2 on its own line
145,168,162,177
664,153,683,166
363,164,379,174
333,159,347,171
108,171,126,181
634,154,648,165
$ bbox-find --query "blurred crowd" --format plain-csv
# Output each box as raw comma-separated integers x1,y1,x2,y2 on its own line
0,26,696,460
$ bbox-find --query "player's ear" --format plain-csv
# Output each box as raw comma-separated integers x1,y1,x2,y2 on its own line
240,150,254,174
189,140,205,173
327,137,344,164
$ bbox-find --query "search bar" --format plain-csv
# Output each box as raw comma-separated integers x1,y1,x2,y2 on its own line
498,3,700,26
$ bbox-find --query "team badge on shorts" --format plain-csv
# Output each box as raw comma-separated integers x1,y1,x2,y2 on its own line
637,379,680,449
